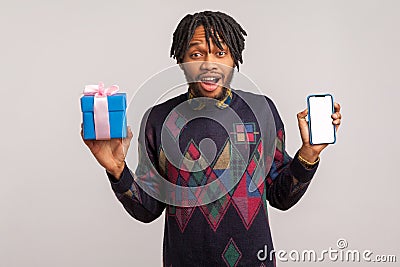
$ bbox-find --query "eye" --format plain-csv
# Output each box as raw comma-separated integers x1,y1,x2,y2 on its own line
217,51,227,57
190,52,202,58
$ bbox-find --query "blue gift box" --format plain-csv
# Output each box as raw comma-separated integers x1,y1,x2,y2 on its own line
80,93,127,140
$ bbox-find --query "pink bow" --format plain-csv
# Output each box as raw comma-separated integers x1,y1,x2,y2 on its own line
83,82,120,140
83,81,119,96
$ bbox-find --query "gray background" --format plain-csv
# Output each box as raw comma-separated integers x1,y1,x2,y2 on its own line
1,0,399,266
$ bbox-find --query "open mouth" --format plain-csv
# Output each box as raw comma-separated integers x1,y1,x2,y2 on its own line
198,75,222,92
201,76,221,84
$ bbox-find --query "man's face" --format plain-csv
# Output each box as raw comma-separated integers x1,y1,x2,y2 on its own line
180,25,235,100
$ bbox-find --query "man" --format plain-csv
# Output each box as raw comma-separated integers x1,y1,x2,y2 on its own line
82,11,341,266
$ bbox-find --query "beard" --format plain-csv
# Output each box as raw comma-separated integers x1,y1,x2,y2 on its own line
182,65,235,101
189,84,228,101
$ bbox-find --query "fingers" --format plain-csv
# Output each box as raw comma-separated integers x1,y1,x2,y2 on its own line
331,102,342,129
122,126,134,144
331,102,342,124
331,113,341,120
332,118,341,125
297,108,310,145
127,126,134,140
121,126,133,155
297,108,308,121
80,122,95,148
331,103,341,120
80,123,88,143
334,102,341,112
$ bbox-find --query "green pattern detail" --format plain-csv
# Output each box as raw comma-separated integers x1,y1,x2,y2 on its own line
228,144,247,196
175,116,186,129
261,177,268,217
210,205,220,218
169,205,176,215
223,239,241,267
192,168,205,185
202,193,230,221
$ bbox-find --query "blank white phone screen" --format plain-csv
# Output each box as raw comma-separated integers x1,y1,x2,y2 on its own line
308,95,335,144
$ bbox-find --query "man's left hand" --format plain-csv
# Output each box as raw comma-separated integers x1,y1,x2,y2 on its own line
296,102,342,162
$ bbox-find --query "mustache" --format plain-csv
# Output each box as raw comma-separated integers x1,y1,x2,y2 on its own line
194,72,224,82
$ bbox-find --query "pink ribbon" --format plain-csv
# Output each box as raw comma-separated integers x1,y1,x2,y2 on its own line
83,81,119,140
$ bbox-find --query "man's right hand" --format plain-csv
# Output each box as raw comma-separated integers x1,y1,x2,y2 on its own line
81,124,134,180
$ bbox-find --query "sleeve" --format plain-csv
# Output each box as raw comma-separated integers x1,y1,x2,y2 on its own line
107,109,166,223
264,98,319,211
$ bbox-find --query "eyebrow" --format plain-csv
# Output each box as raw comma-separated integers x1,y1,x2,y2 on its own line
188,40,227,49
188,41,203,48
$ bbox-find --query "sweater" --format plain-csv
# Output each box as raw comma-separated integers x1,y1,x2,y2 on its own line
107,88,319,267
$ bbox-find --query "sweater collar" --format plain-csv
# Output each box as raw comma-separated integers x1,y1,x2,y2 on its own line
187,87,232,110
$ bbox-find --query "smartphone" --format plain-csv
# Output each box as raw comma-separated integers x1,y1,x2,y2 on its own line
307,94,336,145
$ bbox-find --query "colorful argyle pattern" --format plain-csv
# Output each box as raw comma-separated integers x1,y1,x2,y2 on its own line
164,109,187,140
158,131,270,232
222,238,242,267
232,122,259,144
119,123,288,235
109,90,317,267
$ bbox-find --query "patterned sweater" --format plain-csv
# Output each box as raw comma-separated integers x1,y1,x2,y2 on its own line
107,89,319,267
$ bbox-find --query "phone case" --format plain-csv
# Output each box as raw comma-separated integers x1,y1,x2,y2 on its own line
307,94,336,145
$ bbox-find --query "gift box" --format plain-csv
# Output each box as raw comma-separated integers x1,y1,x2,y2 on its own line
80,82,127,140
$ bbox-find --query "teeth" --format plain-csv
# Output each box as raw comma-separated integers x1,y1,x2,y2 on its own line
201,77,218,82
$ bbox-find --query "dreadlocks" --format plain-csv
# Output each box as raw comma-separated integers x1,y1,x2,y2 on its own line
170,11,247,70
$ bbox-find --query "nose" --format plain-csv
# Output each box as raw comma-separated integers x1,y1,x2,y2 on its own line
200,54,218,71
